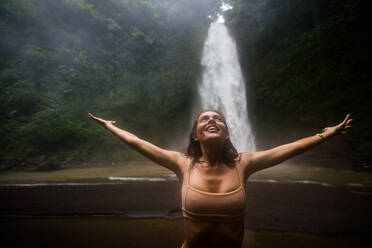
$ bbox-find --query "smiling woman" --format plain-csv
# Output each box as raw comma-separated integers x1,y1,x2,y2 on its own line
88,110,352,248
187,110,239,168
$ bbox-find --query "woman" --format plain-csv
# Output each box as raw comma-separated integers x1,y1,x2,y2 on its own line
88,111,352,248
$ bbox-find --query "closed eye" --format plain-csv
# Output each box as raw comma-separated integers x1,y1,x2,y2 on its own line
200,116,209,122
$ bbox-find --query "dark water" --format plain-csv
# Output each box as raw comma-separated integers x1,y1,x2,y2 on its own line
2,217,371,248
1,180,371,247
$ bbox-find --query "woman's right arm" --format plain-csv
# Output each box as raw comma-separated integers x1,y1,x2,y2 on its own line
88,113,185,176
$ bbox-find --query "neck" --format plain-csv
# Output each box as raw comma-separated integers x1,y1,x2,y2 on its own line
199,141,224,167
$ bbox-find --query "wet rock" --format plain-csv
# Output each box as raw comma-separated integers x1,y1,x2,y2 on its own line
352,161,372,172
0,157,26,171
29,161,61,171
28,157,61,172
0,157,64,172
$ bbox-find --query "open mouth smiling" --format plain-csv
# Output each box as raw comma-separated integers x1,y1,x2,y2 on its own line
206,125,219,133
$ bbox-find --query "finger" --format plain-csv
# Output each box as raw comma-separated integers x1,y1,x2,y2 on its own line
340,131,347,135
345,125,351,129
91,115,100,121
90,115,104,122
342,114,351,124
96,117,105,122
346,119,352,125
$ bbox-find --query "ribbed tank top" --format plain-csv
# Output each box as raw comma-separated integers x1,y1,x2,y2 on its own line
181,161,246,222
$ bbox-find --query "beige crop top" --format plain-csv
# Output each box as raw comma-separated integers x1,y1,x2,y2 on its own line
181,161,246,222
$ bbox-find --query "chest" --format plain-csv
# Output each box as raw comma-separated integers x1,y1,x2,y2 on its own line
188,165,242,193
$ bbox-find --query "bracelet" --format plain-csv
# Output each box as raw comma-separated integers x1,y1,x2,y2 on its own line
316,133,324,143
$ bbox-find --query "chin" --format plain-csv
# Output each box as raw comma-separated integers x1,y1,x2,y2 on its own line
201,135,226,144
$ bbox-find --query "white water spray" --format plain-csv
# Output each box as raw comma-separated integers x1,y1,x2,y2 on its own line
198,3,255,152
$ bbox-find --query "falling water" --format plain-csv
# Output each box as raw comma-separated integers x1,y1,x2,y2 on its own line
198,5,255,152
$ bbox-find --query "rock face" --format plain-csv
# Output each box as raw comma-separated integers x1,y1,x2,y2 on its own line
28,159,61,172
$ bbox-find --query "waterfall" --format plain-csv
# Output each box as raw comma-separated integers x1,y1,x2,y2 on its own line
198,8,255,152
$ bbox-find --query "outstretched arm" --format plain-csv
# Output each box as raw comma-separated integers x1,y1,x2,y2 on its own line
88,113,184,176
244,114,352,174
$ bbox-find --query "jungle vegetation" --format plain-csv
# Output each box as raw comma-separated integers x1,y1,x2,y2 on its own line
0,0,370,170
225,0,370,169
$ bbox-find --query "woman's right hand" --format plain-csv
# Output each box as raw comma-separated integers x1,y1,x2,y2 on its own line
88,113,116,127
87,114,184,178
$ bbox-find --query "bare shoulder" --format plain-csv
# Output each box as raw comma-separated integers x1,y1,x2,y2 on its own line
237,152,255,180
238,152,254,166
175,153,192,181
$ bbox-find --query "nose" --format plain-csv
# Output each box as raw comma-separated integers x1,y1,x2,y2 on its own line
208,118,216,124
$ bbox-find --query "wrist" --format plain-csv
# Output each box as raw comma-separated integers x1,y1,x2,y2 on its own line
105,122,114,129
316,133,324,143
321,129,337,141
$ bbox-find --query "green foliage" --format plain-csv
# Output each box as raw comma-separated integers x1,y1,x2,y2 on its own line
226,0,370,165
0,0,219,165
5,0,368,168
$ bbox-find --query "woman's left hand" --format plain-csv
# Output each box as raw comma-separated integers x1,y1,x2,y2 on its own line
322,114,352,137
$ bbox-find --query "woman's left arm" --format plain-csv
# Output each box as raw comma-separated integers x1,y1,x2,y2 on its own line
245,114,352,174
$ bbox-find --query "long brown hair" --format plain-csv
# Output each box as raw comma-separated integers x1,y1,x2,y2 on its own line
186,110,240,167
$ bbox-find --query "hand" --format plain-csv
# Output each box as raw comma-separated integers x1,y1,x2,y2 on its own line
88,113,116,127
322,114,352,136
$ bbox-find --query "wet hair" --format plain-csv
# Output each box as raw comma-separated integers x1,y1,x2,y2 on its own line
186,110,240,167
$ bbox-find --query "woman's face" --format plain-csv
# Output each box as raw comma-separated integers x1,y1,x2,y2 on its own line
195,111,229,144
